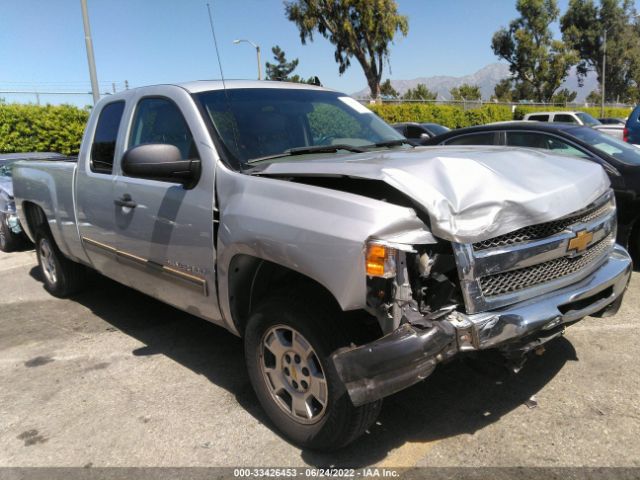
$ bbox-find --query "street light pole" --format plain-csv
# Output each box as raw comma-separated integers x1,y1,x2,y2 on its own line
233,39,262,80
601,29,607,118
80,0,100,105
256,45,262,81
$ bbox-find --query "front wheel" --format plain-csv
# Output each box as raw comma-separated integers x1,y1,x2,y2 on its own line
244,292,382,450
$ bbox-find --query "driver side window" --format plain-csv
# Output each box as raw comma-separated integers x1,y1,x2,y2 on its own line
129,97,198,159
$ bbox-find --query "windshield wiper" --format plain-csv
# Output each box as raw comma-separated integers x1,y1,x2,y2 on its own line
246,144,366,164
364,139,414,149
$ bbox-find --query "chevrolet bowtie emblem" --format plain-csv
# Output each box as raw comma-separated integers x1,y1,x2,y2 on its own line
568,230,593,254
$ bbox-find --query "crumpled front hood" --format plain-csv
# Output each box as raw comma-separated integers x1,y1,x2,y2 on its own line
257,146,611,243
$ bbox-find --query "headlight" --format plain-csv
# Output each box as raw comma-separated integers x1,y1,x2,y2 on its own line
365,242,397,278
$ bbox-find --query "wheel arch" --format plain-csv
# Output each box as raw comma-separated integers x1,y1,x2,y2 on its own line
21,201,48,242
226,254,343,337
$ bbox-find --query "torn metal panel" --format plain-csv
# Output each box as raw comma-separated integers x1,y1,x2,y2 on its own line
258,146,611,243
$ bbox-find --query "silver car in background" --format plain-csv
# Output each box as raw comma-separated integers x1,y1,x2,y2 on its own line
0,152,65,251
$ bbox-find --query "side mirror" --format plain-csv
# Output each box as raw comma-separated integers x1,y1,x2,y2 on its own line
121,144,201,188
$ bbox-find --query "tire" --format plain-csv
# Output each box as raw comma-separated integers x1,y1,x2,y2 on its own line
244,290,382,451
35,230,85,297
0,213,24,252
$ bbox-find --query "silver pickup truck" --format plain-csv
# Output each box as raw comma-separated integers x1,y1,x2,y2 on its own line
12,81,632,450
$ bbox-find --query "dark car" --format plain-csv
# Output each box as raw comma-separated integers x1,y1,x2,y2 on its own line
392,122,450,146
426,122,640,260
0,152,65,252
599,118,626,125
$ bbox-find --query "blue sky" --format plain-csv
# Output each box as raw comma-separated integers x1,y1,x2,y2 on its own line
0,0,633,106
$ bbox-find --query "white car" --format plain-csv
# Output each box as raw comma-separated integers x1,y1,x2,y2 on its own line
523,110,602,126
523,110,625,140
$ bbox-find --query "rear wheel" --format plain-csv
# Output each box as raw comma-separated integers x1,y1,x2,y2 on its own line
0,213,25,252
244,291,382,450
35,231,85,297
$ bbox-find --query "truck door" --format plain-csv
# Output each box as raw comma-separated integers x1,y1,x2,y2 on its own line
75,100,126,279
112,91,220,323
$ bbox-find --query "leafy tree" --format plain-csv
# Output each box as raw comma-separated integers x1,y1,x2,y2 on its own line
289,74,323,85
402,84,437,101
450,83,482,101
492,0,578,102
561,0,640,103
492,78,538,102
586,89,602,104
265,45,300,81
285,0,409,100
264,45,321,85
551,88,578,104
492,78,515,102
380,79,399,98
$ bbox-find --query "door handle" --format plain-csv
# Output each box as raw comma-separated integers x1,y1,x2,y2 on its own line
114,194,137,209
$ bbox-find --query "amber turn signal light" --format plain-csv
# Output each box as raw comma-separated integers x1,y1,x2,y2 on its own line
366,243,397,278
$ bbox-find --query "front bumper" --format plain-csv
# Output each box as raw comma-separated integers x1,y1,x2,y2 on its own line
333,244,632,406
1,199,22,235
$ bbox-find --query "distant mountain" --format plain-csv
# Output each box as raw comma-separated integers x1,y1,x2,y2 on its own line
352,63,598,102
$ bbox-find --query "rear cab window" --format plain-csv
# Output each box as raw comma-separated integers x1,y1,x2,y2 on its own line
527,114,549,122
91,101,125,174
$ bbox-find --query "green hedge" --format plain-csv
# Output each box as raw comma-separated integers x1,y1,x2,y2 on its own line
0,103,89,156
513,105,633,120
0,102,634,158
368,103,513,128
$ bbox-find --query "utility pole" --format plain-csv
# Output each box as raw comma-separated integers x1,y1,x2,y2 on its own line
80,0,100,105
601,29,606,118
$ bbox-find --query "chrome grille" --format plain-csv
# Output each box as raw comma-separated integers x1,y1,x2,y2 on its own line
453,191,617,314
479,233,614,297
473,201,611,251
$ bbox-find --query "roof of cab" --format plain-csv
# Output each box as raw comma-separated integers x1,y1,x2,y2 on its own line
177,79,334,94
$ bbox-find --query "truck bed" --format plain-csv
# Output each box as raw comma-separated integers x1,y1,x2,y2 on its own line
11,158,87,264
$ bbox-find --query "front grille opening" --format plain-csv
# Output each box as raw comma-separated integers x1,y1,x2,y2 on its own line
558,286,613,314
479,233,613,297
473,200,612,251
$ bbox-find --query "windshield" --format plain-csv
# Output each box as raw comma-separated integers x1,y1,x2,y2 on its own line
575,112,601,127
0,160,15,178
196,88,405,168
569,126,640,165
423,123,450,136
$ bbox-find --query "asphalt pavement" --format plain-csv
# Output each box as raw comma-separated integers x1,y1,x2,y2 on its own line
0,248,638,468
